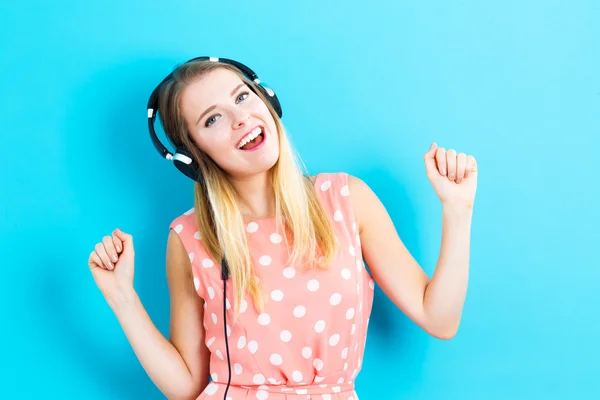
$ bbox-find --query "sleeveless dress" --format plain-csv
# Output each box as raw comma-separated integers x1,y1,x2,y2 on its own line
169,172,375,400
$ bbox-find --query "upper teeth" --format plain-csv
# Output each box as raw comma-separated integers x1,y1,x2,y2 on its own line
237,127,262,148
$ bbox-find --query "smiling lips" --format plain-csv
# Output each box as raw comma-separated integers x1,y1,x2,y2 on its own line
236,126,265,151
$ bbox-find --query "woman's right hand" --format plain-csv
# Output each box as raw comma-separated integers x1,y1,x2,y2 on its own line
88,228,136,305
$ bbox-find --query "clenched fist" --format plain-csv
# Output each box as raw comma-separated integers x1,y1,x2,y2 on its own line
88,228,136,305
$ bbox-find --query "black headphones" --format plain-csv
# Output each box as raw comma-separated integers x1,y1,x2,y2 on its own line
146,56,283,183
146,56,282,400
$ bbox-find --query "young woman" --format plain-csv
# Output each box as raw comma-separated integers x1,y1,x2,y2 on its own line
88,57,478,400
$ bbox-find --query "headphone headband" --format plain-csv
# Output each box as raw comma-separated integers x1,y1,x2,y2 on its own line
146,56,282,181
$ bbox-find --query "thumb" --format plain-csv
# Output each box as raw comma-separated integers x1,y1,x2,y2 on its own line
465,155,478,179
423,142,438,172
113,228,134,254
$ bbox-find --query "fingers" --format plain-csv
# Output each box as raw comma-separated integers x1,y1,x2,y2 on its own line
466,155,478,176
94,242,114,270
435,147,447,176
433,146,472,183
112,230,123,254
103,235,119,265
456,152,467,183
113,228,134,254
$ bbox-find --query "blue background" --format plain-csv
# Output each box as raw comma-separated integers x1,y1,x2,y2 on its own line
1,0,598,398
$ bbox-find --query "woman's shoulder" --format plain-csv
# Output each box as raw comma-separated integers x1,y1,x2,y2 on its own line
168,207,199,238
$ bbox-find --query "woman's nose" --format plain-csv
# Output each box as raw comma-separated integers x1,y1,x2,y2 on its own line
232,110,251,129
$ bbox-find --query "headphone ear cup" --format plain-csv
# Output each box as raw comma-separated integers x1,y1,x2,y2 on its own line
256,82,282,118
173,147,203,182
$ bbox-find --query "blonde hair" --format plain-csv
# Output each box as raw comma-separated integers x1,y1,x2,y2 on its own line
157,60,337,320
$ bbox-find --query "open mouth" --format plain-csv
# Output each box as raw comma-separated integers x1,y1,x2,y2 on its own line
237,126,266,151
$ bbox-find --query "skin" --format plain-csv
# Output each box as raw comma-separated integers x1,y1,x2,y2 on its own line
88,68,478,399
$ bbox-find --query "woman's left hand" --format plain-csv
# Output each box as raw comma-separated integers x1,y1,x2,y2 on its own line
424,142,478,208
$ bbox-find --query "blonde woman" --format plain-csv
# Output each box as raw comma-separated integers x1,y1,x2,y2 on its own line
88,57,478,400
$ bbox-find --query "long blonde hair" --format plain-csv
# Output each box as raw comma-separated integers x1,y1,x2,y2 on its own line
157,60,337,320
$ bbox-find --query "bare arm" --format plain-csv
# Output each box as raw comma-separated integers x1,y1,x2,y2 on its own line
349,175,472,339
106,230,210,399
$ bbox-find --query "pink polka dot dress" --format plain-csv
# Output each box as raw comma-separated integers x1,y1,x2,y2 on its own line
170,172,375,400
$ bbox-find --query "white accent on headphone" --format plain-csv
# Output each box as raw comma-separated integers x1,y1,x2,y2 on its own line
148,108,154,118
209,57,218,62
173,152,192,164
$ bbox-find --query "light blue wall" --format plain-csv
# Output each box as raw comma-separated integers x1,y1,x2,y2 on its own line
1,0,598,398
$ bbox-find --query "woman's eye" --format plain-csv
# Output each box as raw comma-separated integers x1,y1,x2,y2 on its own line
205,115,220,127
236,91,249,103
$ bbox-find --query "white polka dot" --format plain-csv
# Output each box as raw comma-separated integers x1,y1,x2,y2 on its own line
351,324,356,334
211,373,218,381
314,376,325,383
194,231,201,240
332,386,341,393
184,208,194,215
207,287,215,299
259,255,272,266
258,313,271,326
356,235,361,245
293,305,306,318
329,334,340,346
356,259,362,271
188,252,195,262
341,185,350,196
193,277,200,291
253,374,266,384
174,224,184,233
307,279,320,292
292,370,303,382
247,222,259,233
206,337,215,347
334,210,344,221
270,354,283,365
330,293,342,306
314,320,326,333
346,308,355,320
270,233,282,243
248,340,258,354
211,313,217,324
283,267,296,278
240,299,248,313
349,245,355,256
313,358,324,371
348,396,354,400
342,347,349,359
322,395,332,400
270,290,284,301
359,301,363,311
237,336,246,349
226,298,231,309
295,389,308,395
369,279,375,289
203,258,214,268
267,378,278,384
337,377,345,384
302,347,312,359
256,390,269,400
341,268,351,280
355,343,359,352
320,180,331,191
352,222,357,232
344,362,348,370
205,382,218,395
280,330,292,342
216,349,224,360
234,363,243,375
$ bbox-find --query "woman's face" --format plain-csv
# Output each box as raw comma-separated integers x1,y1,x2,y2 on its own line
179,67,280,178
